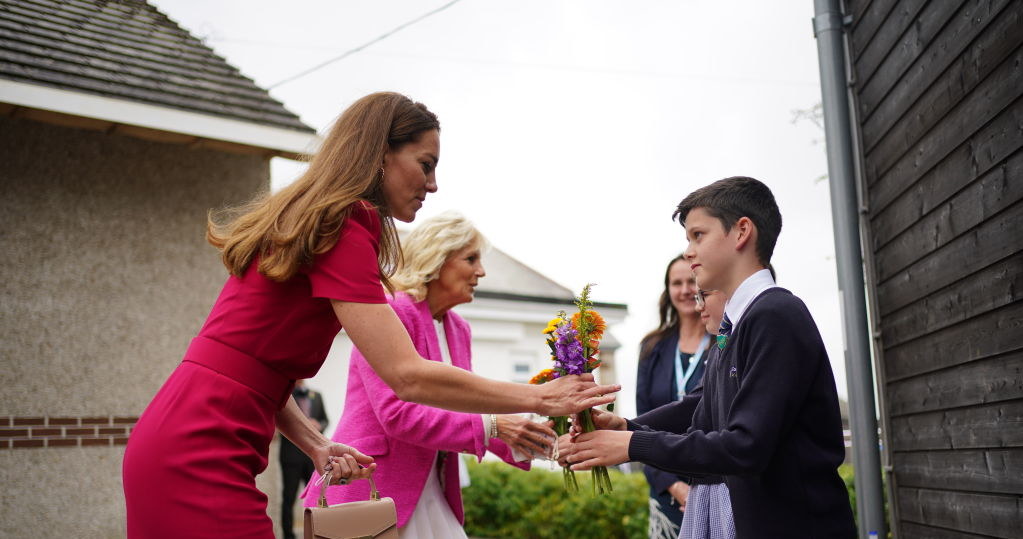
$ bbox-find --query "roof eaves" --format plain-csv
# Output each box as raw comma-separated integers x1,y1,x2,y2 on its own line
474,290,628,311
1,78,320,158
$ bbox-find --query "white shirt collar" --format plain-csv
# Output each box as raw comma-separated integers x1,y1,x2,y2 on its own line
724,268,777,328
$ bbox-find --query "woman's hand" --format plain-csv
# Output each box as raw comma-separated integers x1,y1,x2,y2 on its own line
539,374,620,417
496,415,556,459
564,429,633,471
309,442,376,485
667,481,690,511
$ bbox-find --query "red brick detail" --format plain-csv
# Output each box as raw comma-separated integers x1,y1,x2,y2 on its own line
47,438,80,447
5,416,138,449
80,437,112,447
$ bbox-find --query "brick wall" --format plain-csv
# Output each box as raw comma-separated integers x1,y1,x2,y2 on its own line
1,416,137,449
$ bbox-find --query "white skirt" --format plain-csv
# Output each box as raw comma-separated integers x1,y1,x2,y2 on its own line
398,453,467,539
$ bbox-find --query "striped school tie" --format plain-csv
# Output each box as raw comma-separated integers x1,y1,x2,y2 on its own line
716,313,732,350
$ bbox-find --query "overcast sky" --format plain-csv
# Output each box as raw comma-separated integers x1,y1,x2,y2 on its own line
151,0,845,415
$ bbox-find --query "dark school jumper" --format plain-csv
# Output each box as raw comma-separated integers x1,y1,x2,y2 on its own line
628,287,856,538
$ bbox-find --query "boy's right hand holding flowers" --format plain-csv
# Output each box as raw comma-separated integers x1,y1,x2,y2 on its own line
576,407,627,432
556,408,627,467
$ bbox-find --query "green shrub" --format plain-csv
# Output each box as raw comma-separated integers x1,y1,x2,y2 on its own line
838,463,893,536
463,460,862,538
462,459,648,539
838,463,856,517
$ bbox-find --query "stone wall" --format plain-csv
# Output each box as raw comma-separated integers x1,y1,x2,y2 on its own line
0,116,281,537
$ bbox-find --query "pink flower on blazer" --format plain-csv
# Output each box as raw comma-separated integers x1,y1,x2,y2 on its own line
302,292,529,525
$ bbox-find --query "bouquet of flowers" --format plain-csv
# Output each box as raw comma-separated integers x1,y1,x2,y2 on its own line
529,284,614,494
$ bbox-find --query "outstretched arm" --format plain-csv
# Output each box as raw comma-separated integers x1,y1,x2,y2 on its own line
632,388,703,434
352,346,489,458
333,300,620,416
576,302,828,477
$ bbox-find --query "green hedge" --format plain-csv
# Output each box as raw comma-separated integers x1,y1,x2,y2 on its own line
838,463,893,535
463,460,860,538
462,459,649,539
838,463,856,518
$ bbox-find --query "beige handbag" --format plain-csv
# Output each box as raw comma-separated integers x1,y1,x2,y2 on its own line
303,471,398,539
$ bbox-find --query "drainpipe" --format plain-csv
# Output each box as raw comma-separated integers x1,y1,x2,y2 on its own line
812,1,887,538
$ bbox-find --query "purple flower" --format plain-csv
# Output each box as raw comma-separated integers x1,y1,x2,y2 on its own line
553,324,586,375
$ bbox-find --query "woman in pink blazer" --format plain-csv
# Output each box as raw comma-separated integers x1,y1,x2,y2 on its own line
306,211,556,538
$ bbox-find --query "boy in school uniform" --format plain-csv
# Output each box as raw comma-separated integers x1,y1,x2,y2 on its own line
564,177,855,538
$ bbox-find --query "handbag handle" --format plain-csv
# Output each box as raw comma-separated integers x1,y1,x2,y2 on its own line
317,470,380,508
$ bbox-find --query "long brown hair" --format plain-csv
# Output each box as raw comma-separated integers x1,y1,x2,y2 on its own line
207,92,440,289
638,253,687,360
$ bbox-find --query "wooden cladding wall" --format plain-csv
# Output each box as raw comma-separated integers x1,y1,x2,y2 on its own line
845,0,1023,537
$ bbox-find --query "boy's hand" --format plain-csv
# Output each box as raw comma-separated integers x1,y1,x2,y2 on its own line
587,407,627,431
568,408,627,436
554,433,576,467
566,430,633,471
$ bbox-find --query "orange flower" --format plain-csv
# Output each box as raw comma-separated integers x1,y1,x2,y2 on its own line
589,310,607,336
572,310,606,340
529,368,557,385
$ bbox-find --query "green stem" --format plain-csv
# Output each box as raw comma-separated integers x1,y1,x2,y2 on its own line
551,415,579,492
578,408,614,495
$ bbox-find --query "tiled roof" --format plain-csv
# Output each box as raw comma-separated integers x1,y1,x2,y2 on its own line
476,247,627,310
476,246,576,301
397,229,627,311
0,0,313,133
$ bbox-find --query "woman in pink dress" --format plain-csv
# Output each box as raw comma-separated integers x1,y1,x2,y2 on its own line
305,212,557,538
122,92,618,538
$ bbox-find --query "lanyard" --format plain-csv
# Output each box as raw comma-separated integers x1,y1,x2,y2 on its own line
675,333,711,399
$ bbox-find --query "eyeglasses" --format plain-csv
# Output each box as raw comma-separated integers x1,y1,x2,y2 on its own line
693,289,716,309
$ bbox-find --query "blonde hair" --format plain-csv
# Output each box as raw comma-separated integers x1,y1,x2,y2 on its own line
393,211,487,301
206,92,440,290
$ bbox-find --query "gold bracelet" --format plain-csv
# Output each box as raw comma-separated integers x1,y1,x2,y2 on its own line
489,414,499,439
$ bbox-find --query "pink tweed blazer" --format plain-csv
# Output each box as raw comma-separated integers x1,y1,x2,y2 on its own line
302,292,528,525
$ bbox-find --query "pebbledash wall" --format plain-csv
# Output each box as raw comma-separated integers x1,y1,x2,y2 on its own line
0,116,289,537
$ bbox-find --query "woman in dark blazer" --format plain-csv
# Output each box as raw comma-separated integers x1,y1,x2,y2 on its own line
636,254,712,539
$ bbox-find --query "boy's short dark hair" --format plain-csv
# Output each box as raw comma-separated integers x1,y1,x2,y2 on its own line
673,176,782,266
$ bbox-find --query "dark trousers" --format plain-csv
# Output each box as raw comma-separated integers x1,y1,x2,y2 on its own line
280,457,315,539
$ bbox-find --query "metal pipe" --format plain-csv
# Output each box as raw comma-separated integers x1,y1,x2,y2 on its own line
812,1,887,537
